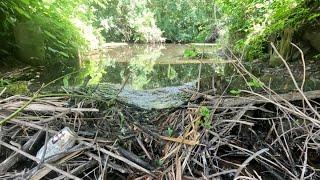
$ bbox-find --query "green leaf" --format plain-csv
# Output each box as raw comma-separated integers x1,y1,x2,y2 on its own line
0,49,9,55
14,6,30,19
58,51,69,58
63,76,69,88
230,89,241,95
199,106,211,118
167,65,177,80
47,47,58,53
166,127,174,137
44,30,58,40
21,0,30,5
93,0,106,9
247,78,264,88
183,48,198,58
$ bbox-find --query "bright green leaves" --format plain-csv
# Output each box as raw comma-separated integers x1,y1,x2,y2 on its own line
183,48,198,58
199,106,212,129
47,47,70,58
13,5,31,19
92,0,106,9
215,0,313,60
43,30,57,40
230,89,241,96
96,0,215,43
183,46,199,58
152,0,215,42
20,0,30,5
247,78,264,88
1,0,97,63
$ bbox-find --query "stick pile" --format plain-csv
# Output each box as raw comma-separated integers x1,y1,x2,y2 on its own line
0,86,319,179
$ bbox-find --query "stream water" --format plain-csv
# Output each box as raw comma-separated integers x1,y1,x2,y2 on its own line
81,43,223,90
78,43,225,109
3,43,320,109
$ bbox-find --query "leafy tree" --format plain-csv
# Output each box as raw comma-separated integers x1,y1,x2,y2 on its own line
0,0,102,64
215,0,319,60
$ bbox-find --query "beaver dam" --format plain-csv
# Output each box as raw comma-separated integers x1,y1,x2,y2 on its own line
1,44,320,179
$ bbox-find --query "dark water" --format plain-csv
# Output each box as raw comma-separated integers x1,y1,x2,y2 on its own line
4,43,320,100
60,43,226,109
72,43,225,90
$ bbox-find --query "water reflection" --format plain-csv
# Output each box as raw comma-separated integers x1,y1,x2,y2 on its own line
27,43,320,95
81,44,221,90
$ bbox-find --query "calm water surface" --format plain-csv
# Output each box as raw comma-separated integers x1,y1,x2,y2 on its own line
78,43,224,90
28,43,320,94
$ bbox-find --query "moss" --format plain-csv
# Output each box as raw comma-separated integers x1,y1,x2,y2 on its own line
6,81,29,95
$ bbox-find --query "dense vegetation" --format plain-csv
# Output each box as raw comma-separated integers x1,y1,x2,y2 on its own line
216,0,320,61
0,0,216,65
0,0,99,64
1,0,320,64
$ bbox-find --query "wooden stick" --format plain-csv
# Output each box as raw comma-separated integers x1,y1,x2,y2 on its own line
0,130,45,173
0,140,81,180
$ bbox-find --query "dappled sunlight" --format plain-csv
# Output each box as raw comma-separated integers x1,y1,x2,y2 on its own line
72,18,101,50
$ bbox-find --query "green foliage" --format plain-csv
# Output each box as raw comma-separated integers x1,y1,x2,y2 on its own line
155,159,164,167
230,89,241,96
152,0,215,42
63,76,70,88
6,81,29,95
183,47,198,58
0,73,29,95
199,106,212,129
215,0,318,60
0,78,10,87
247,78,264,88
313,53,320,60
1,0,216,59
0,0,102,63
166,127,174,137
95,0,215,43
96,0,163,42
167,65,177,80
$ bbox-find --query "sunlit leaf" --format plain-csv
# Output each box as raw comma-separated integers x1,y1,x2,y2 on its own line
13,6,30,19
47,47,58,53
21,0,30,5
58,51,69,58
43,30,58,40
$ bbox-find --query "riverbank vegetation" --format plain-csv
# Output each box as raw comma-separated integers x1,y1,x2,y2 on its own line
2,0,320,179
0,0,216,66
216,0,320,62
2,0,320,63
